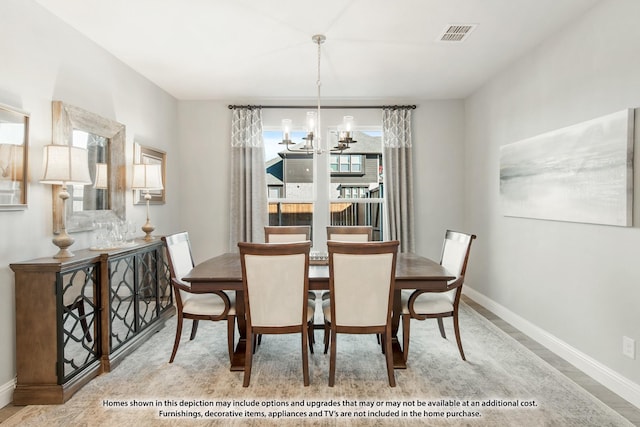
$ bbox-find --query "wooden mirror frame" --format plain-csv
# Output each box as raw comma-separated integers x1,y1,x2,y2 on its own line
52,101,126,233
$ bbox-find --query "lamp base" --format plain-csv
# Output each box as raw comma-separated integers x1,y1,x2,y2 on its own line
52,231,75,258
141,220,155,241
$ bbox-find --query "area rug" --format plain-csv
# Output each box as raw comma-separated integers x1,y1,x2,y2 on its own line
4,302,632,426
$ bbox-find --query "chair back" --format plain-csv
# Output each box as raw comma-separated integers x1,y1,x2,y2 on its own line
239,241,311,327
328,240,399,327
440,230,476,278
326,226,373,242
162,232,195,286
264,226,311,243
62,272,94,307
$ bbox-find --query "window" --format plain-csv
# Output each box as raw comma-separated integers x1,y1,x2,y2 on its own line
339,186,369,198
264,129,312,229
263,114,384,246
330,154,363,174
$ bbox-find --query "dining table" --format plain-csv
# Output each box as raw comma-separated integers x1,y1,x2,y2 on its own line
182,251,455,371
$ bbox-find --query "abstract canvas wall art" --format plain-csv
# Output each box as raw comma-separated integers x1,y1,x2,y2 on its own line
500,109,634,226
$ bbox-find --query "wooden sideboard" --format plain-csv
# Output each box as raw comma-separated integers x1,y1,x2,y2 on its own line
10,239,175,405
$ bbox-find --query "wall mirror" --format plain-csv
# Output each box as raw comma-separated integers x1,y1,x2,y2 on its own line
52,101,126,232
0,103,29,210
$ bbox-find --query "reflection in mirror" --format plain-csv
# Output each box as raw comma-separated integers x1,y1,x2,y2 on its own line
52,101,125,233
0,104,29,209
71,130,109,211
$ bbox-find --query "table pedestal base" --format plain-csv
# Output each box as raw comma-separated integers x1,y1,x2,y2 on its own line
230,338,246,371
391,338,407,369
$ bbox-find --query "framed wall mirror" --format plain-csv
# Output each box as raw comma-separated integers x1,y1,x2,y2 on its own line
134,143,166,204
0,103,29,210
52,101,126,233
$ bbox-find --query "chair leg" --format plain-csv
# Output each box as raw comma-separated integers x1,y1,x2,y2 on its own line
384,328,396,387
227,315,235,365
437,317,446,339
328,328,337,387
190,319,199,340
257,334,262,345
323,320,330,354
169,315,184,363
302,326,310,386
402,313,410,363
453,312,466,361
307,321,314,354
252,334,258,354
76,302,92,343
243,332,253,387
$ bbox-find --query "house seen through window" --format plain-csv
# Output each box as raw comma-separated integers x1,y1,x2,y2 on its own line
264,122,384,245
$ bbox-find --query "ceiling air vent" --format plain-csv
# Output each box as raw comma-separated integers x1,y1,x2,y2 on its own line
438,24,477,42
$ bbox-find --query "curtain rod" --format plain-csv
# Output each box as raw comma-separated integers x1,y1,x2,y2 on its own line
227,104,416,110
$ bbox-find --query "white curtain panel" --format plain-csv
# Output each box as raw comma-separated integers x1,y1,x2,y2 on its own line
229,107,268,250
382,108,415,253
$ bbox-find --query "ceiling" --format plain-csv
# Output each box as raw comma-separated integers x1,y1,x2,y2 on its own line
35,0,600,101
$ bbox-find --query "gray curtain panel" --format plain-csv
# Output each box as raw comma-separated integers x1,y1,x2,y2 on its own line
382,108,415,253
229,107,268,251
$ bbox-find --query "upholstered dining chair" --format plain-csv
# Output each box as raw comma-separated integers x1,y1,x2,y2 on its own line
322,225,374,353
325,240,399,387
264,226,313,301
326,225,373,242
264,225,311,243
238,241,313,387
162,232,236,364
263,225,315,352
401,230,476,361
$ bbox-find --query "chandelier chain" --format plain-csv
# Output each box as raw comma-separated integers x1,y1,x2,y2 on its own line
315,35,323,153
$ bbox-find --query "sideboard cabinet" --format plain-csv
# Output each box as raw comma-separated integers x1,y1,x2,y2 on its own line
10,239,174,405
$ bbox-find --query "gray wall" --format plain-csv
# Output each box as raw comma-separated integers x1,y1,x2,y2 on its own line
0,0,179,406
463,0,640,406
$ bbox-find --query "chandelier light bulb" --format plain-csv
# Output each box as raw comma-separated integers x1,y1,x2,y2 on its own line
306,111,316,133
281,119,292,142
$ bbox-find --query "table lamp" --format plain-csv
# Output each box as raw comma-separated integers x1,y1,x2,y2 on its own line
94,163,108,189
132,163,163,241
41,145,92,258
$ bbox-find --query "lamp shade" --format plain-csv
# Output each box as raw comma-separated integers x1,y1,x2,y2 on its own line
94,163,108,189
132,163,163,190
41,145,92,185
0,143,23,181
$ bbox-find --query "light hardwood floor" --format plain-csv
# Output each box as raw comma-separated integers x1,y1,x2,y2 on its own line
462,296,640,426
1,296,638,425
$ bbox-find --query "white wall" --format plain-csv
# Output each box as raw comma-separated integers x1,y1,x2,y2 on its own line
464,0,640,406
176,101,231,263
0,0,179,407
412,101,467,258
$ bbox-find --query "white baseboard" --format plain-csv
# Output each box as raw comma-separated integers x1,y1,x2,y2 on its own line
0,377,15,409
463,286,640,410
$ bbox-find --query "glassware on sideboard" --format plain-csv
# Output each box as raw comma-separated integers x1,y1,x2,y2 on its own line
91,220,136,250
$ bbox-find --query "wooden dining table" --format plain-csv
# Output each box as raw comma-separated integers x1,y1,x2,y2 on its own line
183,252,455,371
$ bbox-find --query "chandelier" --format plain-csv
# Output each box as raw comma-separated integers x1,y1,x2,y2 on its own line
280,35,356,154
